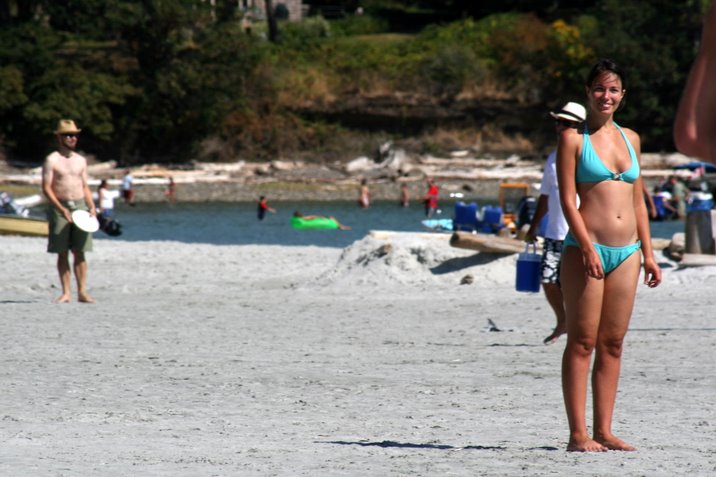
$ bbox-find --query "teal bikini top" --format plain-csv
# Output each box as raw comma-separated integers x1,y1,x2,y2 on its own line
577,124,639,184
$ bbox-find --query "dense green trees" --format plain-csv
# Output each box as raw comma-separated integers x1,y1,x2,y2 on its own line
0,0,261,162
0,0,708,164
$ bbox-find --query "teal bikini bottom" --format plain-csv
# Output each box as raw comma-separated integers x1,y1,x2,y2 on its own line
563,232,641,274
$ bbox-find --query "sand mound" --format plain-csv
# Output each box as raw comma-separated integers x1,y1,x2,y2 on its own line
314,234,517,288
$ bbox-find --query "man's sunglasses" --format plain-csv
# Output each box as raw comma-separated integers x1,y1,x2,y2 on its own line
555,119,579,128
61,134,78,138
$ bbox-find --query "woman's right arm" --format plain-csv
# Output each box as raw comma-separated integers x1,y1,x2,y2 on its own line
556,129,604,279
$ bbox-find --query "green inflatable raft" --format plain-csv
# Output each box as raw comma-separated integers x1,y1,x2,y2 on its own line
290,216,340,230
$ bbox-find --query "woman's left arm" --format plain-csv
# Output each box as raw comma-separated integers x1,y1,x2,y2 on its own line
629,130,662,288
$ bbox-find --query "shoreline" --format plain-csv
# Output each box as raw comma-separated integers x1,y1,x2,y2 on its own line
1,151,702,203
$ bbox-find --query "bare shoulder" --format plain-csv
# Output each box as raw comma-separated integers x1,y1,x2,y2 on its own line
622,128,641,158
44,151,59,163
558,127,582,150
621,127,642,152
42,151,60,171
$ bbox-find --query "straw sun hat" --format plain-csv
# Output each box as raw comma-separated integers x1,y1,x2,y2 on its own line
54,119,82,135
549,102,587,123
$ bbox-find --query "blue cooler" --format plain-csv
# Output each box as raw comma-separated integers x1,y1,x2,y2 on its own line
479,205,503,233
516,243,541,293
454,201,479,231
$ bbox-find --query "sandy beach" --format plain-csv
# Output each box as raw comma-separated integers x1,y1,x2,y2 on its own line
1,233,715,476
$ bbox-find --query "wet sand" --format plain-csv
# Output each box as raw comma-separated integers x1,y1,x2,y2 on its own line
1,234,714,475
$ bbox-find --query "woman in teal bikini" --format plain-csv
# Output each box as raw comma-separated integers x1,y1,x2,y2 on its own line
556,59,662,452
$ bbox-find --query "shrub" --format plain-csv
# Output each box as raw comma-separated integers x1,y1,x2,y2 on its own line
330,15,389,36
279,17,331,49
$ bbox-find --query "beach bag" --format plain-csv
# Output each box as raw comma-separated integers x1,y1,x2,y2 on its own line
515,242,541,293
98,213,123,236
103,219,122,236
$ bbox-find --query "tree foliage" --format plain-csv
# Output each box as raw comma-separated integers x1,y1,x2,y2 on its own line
0,0,708,162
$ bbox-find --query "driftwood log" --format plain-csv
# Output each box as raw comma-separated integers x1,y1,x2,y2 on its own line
450,232,672,256
679,253,716,267
449,231,536,254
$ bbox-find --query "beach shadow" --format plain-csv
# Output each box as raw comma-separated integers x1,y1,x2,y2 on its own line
320,440,560,452
0,300,36,304
430,253,504,275
319,440,505,451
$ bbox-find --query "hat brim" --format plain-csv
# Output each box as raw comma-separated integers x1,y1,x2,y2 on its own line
549,111,584,122
55,128,82,134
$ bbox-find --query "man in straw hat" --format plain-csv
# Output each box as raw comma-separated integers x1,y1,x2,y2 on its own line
525,101,586,344
41,119,97,303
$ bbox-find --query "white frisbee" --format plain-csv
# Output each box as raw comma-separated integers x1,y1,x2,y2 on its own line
71,209,100,233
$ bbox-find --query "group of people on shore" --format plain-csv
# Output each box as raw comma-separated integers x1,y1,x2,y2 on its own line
119,169,176,206
650,175,689,220
353,177,438,215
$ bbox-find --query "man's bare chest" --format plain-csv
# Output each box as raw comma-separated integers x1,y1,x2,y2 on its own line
53,157,85,180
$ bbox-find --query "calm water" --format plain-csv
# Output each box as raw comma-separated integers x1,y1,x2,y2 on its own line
75,200,685,249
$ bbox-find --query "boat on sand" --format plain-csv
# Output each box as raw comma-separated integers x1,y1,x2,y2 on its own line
0,214,48,237
0,192,48,237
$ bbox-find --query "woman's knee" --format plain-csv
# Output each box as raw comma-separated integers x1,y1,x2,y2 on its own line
566,337,596,357
597,336,625,358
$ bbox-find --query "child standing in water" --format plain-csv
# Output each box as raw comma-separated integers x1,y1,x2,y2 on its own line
358,179,370,208
257,196,276,221
399,183,409,207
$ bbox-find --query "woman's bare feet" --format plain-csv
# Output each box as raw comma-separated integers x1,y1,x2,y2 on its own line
78,292,96,304
595,434,636,451
567,435,608,452
53,294,71,304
